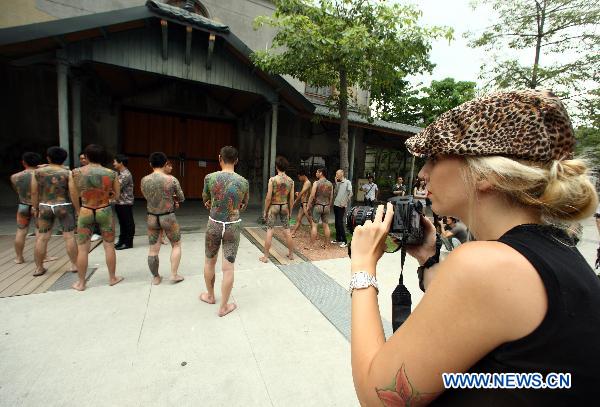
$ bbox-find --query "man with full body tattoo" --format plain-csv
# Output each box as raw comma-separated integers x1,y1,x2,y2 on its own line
11,152,41,264
31,147,78,277
290,169,313,238
260,156,295,263
306,167,334,250
141,152,185,285
200,146,249,317
70,144,123,291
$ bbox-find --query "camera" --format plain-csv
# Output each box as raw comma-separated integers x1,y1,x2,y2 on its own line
346,196,425,247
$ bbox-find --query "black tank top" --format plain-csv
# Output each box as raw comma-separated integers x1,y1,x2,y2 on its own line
433,224,600,406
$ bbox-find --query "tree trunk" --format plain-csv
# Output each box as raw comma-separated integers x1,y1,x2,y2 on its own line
338,68,350,175
531,0,546,89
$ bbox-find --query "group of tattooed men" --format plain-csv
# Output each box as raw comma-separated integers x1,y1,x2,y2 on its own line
11,143,344,317
259,156,350,263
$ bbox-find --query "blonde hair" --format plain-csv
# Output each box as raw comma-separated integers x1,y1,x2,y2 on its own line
463,156,598,222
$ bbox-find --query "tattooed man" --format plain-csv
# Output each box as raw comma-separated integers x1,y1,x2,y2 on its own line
10,152,41,264
290,168,313,238
31,147,78,277
306,167,334,249
260,156,295,263
200,146,249,317
70,144,123,291
141,152,185,285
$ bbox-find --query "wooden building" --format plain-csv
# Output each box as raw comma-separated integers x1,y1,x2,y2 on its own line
0,0,420,205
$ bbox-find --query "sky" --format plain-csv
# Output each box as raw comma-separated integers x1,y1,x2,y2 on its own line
402,0,497,87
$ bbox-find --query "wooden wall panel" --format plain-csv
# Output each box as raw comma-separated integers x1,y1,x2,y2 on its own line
122,109,236,199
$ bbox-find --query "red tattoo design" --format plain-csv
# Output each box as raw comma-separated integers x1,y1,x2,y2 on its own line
376,364,437,406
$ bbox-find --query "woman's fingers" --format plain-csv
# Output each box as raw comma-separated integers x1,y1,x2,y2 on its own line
374,204,385,223
383,202,394,228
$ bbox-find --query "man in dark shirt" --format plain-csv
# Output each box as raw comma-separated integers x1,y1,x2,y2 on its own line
113,154,135,250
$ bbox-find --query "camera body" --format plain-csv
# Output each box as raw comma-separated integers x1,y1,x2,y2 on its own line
346,196,424,246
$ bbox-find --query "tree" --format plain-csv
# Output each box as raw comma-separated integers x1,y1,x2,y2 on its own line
252,0,451,174
467,0,599,121
380,77,477,127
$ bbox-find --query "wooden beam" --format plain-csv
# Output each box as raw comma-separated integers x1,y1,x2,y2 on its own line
53,36,66,48
185,26,192,65
160,19,168,60
9,51,55,67
206,32,216,70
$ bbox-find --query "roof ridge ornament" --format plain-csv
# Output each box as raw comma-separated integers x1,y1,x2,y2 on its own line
146,0,229,33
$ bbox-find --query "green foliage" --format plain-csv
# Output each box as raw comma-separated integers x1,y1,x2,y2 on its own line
574,126,600,166
253,0,451,96
252,0,452,172
380,77,477,127
467,0,599,124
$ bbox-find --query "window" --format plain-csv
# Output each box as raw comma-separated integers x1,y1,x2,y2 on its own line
305,84,333,99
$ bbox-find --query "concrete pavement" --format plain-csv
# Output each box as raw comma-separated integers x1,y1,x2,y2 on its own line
0,206,598,406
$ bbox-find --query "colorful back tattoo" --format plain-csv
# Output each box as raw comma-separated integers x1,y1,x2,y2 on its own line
314,178,333,205
270,174,293,204
35,166,71,204
72,165,116,208
11,170,34,205
141,172,185,214
202,171,249,222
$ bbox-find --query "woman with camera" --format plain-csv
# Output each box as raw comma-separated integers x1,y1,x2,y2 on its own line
350,90,600,405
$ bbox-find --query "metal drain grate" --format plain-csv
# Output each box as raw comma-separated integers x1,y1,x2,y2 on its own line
278,262,393,341
48,268,97,291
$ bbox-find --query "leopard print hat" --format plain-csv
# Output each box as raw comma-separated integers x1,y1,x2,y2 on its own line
405,89,575,162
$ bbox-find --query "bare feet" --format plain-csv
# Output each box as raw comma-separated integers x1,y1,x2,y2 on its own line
33,268,47,277
287,253,294,260
259,256,269,263
161,239,167,245
72,281,86,291
304,245,313,251
218,303,237,317
152,276,162,285
43,256,58,262
14,258,24,264
68,262,77,273
199,292,216,304
171,275,184,284
109,276,124,286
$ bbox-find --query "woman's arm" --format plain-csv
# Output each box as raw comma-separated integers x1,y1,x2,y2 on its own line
351,205,548,406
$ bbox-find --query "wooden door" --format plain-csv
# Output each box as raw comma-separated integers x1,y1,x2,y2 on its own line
122,109,235,199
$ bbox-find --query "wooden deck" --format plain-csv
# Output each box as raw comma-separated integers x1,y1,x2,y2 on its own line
0,235,100,298
243,227,305,266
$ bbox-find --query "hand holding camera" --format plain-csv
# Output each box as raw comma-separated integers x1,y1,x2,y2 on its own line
349,203,394,275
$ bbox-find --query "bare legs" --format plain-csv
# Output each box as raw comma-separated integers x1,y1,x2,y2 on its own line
147,238,183,285
284,228,294,259
62,231,78,272
200,254,237,317
307,221,330,250
259,229,274,263
33,231,51,276
73,241,90,290
200,255,217,304
103,240,123,286
219,258,236,317
170,241,184,282
291,206,313,237
14,228,28,264
322,222,331,248
72,239,123,291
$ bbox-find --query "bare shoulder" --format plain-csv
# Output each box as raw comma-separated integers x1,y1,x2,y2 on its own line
432,241,547,342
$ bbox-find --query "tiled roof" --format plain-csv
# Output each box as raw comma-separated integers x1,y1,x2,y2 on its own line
313,104,422,135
